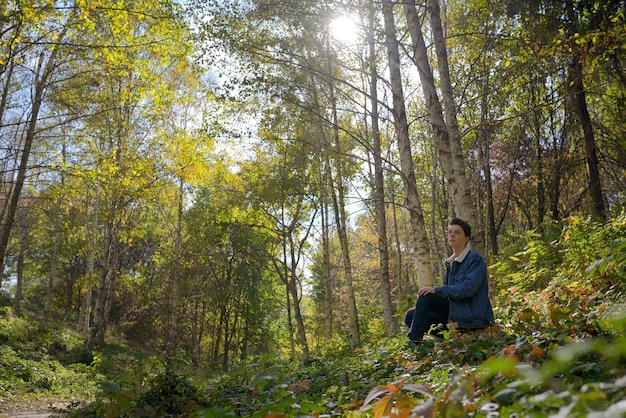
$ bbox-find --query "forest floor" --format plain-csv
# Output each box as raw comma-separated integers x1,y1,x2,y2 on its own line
0,398,73,418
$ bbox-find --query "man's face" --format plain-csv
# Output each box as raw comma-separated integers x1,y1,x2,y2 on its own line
447,224,469,248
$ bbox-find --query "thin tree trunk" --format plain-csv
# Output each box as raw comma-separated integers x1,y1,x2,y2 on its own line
478,65,498,255
0,17,71,275
166,178,184,363
191,296,200,367
326,64,361,350
288,262,309,355
327,163,360,349
368,4,396,335
390,181,405,301
382,0,434,288
79,202,96,334
320,186,334,339
86,231,119,351
285,280,295,357
44,200,62,321
565,0,605,221
14,212,27,314
311,73,334,341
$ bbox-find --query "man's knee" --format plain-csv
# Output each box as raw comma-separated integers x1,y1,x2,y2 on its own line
403,307,414,328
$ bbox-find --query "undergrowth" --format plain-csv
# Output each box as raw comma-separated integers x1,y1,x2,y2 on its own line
1,215,625,417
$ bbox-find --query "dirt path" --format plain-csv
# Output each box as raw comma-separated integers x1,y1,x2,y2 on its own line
0,399,71,418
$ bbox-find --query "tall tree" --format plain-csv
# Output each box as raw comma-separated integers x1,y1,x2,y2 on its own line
564,0,606,221
59,0,193,350
404,0,483,250
367,3,397,335
0,4,74,276
382,0,434,288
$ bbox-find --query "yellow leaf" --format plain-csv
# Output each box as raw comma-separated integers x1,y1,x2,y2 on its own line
373,395,393,418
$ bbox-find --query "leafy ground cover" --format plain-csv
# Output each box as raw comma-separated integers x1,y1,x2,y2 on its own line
0,309,99,416
1,216,625,417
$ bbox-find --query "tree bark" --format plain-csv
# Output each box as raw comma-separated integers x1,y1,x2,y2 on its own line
478,61,498,255
382,0,434,288
87,231,119,351
403,1,483,251
79,200,96,334
425,0,482,247
165,178,184,363
368,3,397,336
327,125,361,349
14,211,28,314
319,180,334,339
565,0,605,221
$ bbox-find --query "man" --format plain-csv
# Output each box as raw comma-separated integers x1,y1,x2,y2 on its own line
405,218,494,345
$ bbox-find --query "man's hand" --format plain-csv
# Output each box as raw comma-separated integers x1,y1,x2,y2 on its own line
418,286,435,296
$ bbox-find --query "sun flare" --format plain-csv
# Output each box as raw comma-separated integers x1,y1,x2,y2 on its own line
329,15,359,44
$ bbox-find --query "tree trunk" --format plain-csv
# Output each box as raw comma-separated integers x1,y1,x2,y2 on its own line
368,4,397,336
565,0,605,221
320,186,334,339
44,205,62,321
166,178,184,363
325,54,361,349
389,181,405,301
284,279,295,356
79,202,96,333
424,0,482,248
288,259,309,355
86,232,119,351
0,18,70,275
311,72,334,341
404,1,482,251
382,0,434,288
478,66,498,255
328,161,360,349
14,212,27,314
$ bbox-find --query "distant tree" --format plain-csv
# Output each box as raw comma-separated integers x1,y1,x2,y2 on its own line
0,3,74,278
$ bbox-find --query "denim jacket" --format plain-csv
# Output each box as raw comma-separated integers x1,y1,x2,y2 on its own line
435,247,494,329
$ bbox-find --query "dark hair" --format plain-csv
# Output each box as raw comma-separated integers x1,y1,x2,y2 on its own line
449,218,471,238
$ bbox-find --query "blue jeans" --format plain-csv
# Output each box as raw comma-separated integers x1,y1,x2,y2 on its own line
405,294,449,341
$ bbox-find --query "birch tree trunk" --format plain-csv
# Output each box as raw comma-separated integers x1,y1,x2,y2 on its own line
404,1,483,250
368,4,397,335
382,0,434,288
